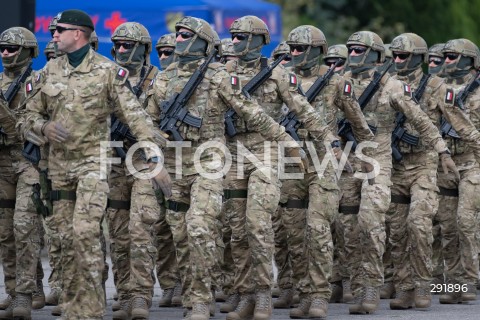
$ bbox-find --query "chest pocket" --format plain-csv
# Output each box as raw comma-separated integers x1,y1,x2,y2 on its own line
43,85,63,115
78,83,105,109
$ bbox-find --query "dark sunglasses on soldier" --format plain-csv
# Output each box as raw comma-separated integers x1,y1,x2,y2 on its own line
157,49,174,57
325,58,345,67
231,33,249,41
114,42,136,50
0,45,20,53
429,57,443,65
176,31,195,40
445,53,460,60
289,45,309,53
274,54,291,62
55,25,85,34
392,52,410,60
348,47,367,54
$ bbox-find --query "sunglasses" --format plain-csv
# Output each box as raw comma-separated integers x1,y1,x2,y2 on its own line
289,45,309,53
445,53,460,60
231,33,249,41
114,42,136,50
348,47,367,54
0,45,20,53
157,49,174,57
325,59,345,67
176,31,194,40
392,52,410,60
55,25,85,34
429,58,443,65
275,55,292,61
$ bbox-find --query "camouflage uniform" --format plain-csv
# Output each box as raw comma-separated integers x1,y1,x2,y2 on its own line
386,33,441,309
340,31,454,315
0,27,46,319
436,39,480,303
148,16,313,320
23,15,163,317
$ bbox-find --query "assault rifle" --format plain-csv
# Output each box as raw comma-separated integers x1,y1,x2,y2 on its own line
159,50,216,141
279,60,341,141
391,74,430,161
225,53,289,137
337,60,393,150
440,116,460,139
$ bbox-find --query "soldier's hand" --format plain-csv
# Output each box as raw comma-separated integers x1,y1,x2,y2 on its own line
151,164,172,198
440,152,460,181
287,147,309,173
42,121,69,143
361,161,375,185
332,147,353,173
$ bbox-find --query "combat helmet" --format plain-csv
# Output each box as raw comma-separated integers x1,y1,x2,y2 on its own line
175,16,217,56
287,25,327,54
229,15,270,57
324,44,348,60
429,43,445,59
0,27,38,68
442,38,480,69
384,44,392,60
390,33,428,73
90,31,99,51
111,22,152,64
44,39,65,60
271,41,290,59
48,16,58,37
155,33,175,51
346,31,385,67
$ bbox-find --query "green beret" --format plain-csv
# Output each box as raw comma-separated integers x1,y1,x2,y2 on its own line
56,9,94,30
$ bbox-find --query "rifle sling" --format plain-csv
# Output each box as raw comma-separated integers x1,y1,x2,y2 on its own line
280,199,309,209
107,199,131,210
224,189,248,199
50,190,76,202
167,200,190,212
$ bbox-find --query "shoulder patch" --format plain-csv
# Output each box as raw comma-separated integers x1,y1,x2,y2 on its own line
116,68,128,80
403,84,412,97
25,80,33,94
35,73,41,83
289,74,298,87
445,88,454,105
231,76,240,90
343,81,352,97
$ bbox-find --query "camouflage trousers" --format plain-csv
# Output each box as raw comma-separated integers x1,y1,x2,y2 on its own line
224,160,280,294
434,163,480,285
220,212,235,295
387,151,439,292
272,204,294,290
166,173,223,307
48,159,107,319
0,162,43,296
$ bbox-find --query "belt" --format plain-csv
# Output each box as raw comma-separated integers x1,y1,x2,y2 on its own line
49,190,76,202
339,205,360,215
279,199,309,209
167,200,190,212
391,194,411,204
438,186,459,197
0,199,15,209
224,189,248,199
107,199,131,210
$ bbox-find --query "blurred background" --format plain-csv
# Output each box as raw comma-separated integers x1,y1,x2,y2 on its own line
1,0,480,70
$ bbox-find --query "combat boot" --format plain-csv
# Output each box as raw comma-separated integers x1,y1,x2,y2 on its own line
292,290,300,307
113,292,119,301
45,288,61,306
51,305,62,316
12,293,32,320
361,286,380,314
131,297,149,319
439,291,462,304
0,300,13,319
254,289,272,320
172,280,183,307
0,296,12,310
32,279,45,310
271,284,280,298
289,295,311,319
461,284,477,301
226,293,255,320
329,281,343,303
112,300,121,311
216,290,227,302
348,289,365,315
273,288,294,308
390,289,415,309
158,287,175,307
415,287,432,308
220,292,240,313
112,300,131,320
309,297,328,319
342,279,354,303
379,282,395,299
183,308,192,320
191,302,210,320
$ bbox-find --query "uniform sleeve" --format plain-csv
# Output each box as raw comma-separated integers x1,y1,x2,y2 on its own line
109,67,162,159
275,68,338,144
389,79,447,153
334,77,375,142
24,75,49,139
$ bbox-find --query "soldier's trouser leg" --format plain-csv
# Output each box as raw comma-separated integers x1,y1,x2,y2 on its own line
44,205,62,295
211,208,225,292
128,177,159,303
154,201,179,291
297,172,338,299
0,168,16,298
106,169,132,300
272,206,292,290
383,219,394,285
246,167,280,290
14,166,42,294
456,169,480,284
52,165,107,319
221,221,235,295
431,220,445,281
350,162,391,292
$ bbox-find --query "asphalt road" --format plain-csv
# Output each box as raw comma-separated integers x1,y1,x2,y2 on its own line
2,255,480,319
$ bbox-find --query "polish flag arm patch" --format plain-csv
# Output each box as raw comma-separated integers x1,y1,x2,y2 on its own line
116,68,128,81
25,81,33,94
231,76,240,90
445,88,454,104
403,84,412,96
343,81,352,97
289,74,297,87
